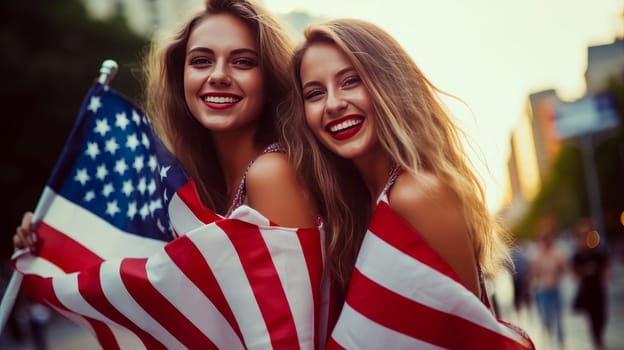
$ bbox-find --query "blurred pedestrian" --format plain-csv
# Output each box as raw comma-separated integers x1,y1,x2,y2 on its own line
571,218,612,350
510,239,532,313
529,216,567,348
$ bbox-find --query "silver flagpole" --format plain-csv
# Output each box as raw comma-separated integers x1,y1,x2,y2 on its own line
0,269,24,334
98,59,118,85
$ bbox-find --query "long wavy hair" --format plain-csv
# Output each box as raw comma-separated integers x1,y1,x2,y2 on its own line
144,0,294,213
279,18,511,293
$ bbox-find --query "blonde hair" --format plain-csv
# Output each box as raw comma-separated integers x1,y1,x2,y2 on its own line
279,18,511,292
144,0,294,213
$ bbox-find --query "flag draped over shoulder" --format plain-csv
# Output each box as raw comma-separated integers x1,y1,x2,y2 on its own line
11,81,328,350
327,192,535,350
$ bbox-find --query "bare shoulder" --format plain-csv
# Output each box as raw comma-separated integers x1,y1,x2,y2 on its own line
246,151,294,181
389,171,480,295
245,151,318,227
389,171,458,226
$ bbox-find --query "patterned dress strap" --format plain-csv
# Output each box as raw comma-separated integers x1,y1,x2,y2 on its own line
225,142,284,217
378,163,403,203
478,265,493,309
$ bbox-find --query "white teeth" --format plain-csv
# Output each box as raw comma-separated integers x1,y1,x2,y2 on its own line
330,119,362,133
204,96,240,104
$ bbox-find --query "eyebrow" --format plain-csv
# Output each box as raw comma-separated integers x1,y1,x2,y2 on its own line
187,47,258,57
301,66,356,90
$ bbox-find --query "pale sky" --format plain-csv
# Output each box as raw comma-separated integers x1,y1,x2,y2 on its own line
263,0,624,211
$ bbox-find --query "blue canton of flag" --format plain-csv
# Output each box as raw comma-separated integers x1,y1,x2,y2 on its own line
46,81,188,241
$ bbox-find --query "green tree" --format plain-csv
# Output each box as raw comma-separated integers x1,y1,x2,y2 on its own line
0,0,149,259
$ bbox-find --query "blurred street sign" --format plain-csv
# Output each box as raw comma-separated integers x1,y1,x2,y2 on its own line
554,93,619,140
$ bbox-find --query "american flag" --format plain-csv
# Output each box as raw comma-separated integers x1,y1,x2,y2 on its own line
5,75,534,350
10,81,329,349
326,192,535,350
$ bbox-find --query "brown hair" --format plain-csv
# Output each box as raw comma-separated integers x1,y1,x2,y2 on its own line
144,0,294,213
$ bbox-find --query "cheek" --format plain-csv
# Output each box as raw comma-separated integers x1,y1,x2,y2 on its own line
241,71,264,95
183,71,196,102
304,105,318,129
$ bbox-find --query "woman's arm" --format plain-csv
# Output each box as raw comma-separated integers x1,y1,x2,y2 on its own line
244,152,319,228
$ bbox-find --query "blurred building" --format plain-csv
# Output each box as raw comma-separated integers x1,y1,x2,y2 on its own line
82,0,200,36
81,0,322,39
585,39,624,95
500,105,542,226
528,90,563,182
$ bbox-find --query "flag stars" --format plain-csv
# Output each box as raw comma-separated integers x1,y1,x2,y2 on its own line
133,156,144,172
105,137,119,155
94,119,111,136
126,133,140,151
122,180,134,197
139,203,150,219
102,183,114,197
106,200,120,217
96,164,109,180
83,190,95,202
148,156,157,172
114,158,128,175
127,201,138,218
141,133,150,148
88,96,102,113
160,165,170,181
149,199,162,213
148,179,156,195
132,110,141,125
137,177,147,194
85,142,100,160
74,168,90,186
115,112,130,130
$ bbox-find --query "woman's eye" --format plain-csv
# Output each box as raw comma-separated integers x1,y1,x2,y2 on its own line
233,58,257,68
343,76,361,87
189,57,211,65
303,90,323,100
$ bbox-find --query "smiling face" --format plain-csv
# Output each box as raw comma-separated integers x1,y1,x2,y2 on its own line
299,42,378,161
183,13,264,136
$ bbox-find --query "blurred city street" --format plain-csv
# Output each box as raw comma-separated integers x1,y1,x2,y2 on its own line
493,252,624,350
1,252,623,350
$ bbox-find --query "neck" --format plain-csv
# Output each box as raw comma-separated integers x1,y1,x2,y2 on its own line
352,149,394,204
212,130,265,199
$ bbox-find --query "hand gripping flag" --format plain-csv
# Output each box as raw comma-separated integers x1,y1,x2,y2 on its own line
327,192,535,350
8,64,329,349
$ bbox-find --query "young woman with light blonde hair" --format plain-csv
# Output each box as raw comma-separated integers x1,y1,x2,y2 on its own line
280,17,512,303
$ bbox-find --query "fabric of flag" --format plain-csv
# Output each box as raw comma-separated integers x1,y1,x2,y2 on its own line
326,192,535,350
11,81,329,349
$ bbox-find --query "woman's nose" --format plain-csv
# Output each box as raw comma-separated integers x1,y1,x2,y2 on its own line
325,90,347,115
208,61,231,87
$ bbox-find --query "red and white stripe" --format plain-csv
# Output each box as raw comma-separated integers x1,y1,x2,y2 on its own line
13,183,328,350
327,195,535,350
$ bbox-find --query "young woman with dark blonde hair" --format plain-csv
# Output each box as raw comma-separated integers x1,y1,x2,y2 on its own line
143,0,318,223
